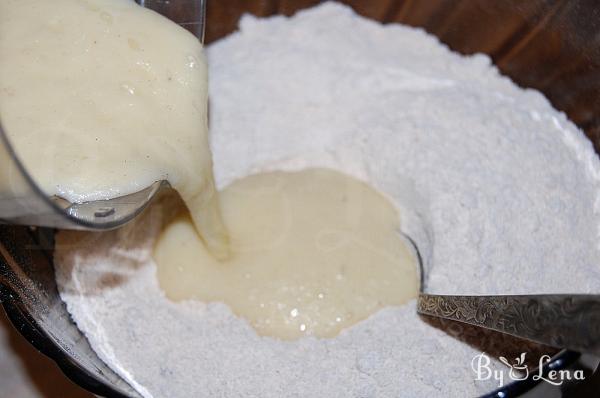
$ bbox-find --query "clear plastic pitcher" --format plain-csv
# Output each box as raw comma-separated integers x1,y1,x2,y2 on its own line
0,0,205,230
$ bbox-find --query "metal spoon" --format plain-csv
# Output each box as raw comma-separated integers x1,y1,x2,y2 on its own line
404,235,600,356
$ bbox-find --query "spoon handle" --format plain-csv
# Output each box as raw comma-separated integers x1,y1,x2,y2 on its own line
417,293,600,356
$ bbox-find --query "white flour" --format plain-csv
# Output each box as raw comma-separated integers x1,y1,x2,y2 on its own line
54,3,600,397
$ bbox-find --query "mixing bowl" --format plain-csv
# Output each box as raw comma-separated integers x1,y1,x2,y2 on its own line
1,1,599,397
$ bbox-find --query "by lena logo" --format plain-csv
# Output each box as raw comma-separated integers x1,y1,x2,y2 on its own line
471,352,585,387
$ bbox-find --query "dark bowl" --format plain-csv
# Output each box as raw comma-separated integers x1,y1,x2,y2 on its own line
1,1,599,397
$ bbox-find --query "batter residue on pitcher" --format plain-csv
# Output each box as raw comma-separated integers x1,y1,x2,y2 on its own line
154,168,418,340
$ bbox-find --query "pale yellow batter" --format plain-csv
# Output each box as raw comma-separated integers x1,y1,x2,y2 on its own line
1,0,417,340
0,0,228,257
155,169,418,340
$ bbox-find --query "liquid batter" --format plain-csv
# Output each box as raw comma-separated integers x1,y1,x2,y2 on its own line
0,0,228,257
1,0,418,340
155,169,418,339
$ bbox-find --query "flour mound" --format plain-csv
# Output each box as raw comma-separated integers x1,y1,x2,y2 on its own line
55,3,600,397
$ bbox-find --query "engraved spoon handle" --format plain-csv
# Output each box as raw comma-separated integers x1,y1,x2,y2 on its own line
417,293,600,356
